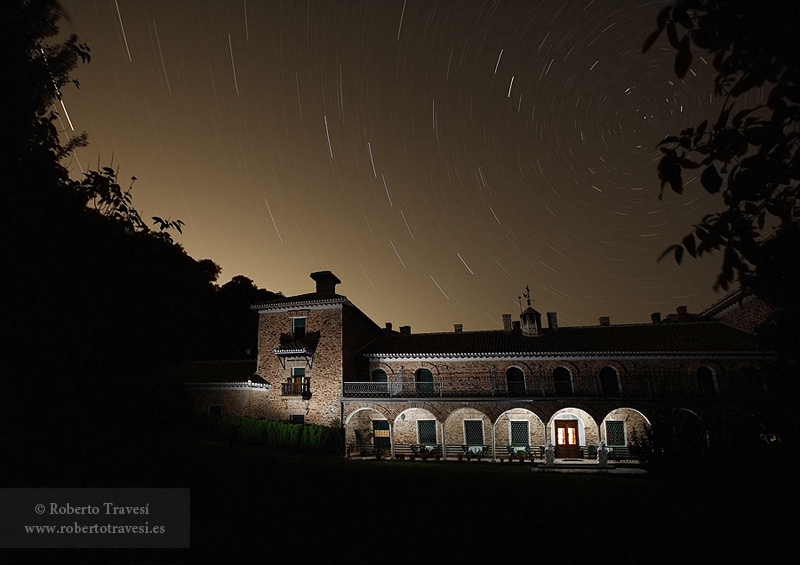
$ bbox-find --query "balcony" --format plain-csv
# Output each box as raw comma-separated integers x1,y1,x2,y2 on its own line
342,370,720,399
343,380,546,398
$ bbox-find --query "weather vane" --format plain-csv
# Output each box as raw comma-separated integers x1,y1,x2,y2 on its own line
523,285,532,307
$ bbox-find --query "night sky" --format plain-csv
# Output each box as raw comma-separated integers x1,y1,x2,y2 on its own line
57,0,736,333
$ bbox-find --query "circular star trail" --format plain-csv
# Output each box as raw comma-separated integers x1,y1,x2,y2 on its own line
58,0,726,332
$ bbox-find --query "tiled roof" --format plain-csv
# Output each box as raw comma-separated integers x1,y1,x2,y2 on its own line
358,322,765,358
251,293,346,310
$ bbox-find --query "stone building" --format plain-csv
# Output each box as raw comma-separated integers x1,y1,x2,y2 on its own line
184,271,774,460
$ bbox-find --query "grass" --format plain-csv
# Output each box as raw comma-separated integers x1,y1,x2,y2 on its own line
10,438,794,564
182,440,793,563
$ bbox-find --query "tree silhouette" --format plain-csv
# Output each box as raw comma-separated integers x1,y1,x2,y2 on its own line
644,1,799,357
0,1,281,486
645,0,799,463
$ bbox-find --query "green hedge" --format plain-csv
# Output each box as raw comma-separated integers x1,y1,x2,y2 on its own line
193,415,344,456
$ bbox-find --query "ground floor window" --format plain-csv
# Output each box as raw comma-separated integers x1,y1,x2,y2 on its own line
464,420,484,445
418,420,437,444
373,419,390,450
510,420,529,445
606,420,625,447
290,414,305,425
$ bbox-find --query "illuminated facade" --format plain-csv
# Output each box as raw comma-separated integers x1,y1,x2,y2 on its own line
184,271,774,460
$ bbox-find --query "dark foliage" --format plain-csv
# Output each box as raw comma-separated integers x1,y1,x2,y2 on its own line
193,415,345,456
645,0,800,304
645,2,800,458
0,1,279,486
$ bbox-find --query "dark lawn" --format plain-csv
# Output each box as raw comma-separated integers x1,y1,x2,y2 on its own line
9,439,794,564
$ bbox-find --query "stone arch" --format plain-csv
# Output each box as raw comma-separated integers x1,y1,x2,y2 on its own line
712,406,767,448
344,406,388,447
600,407,651,447
393,407,440,445
494,408,546,449
444,406,492,447
549,407,599,447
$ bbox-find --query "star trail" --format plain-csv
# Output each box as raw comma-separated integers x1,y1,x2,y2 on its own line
57,0,727,332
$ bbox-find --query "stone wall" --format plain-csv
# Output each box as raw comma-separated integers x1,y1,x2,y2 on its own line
255,303,344,426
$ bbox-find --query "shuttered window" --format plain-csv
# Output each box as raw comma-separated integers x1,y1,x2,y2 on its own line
464,420,484,445
510,420,529,446
606,421,625,447
418,420,437,444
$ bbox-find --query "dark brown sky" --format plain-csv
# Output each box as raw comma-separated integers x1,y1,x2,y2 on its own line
57,0,739,332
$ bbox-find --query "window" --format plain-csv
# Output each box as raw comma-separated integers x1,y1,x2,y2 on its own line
292,317,306,340
372,368,388,394
510,420,529,446
208,405,222,416
418,420,437,444
553,367,573,396
416,368,434,395
372,420,390,450
606,421,625,447
697,366,717,397
599,366,620,397
506,367,526,396
289,415,305,425
285,367,304,395
464,420,484,445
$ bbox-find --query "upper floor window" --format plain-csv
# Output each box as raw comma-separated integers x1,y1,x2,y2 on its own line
506,367,526,396
599,366,620,397
372,369,388,394
697,366,717,397
416,368,434,395
553,367,573,396
292,317,306,340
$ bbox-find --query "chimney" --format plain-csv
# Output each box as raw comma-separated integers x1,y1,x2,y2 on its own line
385,322,392,333
502,314,512,333
546,312,558,330
512,321,521,331
651,312,661,324
399,326,411,335
310,271,341,294
599,316,610,326
454,323,463,333
676,305,688,320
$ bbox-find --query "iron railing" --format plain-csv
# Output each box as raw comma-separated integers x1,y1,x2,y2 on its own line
342,365,770,399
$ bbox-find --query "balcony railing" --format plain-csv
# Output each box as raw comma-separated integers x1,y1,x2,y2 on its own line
342,369,751,399
343,380,553,398
281,383,304,396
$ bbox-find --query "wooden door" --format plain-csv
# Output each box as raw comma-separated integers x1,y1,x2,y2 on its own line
555,420,580,458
